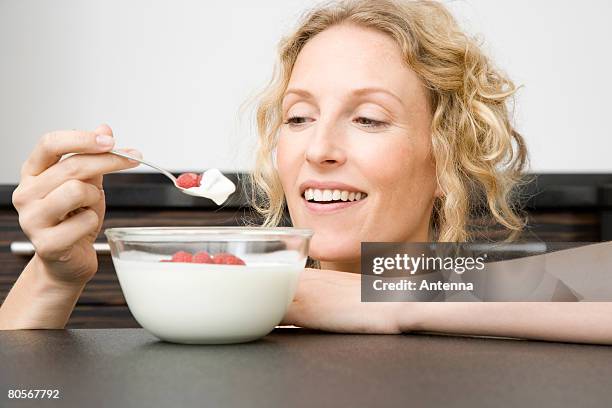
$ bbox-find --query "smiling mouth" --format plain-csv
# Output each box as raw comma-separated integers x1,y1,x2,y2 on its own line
302,188,368,203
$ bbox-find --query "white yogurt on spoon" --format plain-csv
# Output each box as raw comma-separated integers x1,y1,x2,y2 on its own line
108,150,236,205
180,168,236,205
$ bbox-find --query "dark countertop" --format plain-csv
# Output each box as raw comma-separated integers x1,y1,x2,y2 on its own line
3,172,612,209
1,328,611,408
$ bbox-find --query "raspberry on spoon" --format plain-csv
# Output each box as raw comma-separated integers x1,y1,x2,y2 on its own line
176,173,201,189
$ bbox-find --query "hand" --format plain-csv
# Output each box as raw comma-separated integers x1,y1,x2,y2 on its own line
282,268,406,333
11,125,141,287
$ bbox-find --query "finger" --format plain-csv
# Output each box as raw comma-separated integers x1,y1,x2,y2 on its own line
36,180,103,227
32,209,100,262
83,178,106,232
21,130,116,177
23,149,142,199
90,124,114,188
33,209,99,262
90,189,106,232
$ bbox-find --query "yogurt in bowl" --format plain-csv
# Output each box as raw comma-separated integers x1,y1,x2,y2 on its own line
105,227,312,344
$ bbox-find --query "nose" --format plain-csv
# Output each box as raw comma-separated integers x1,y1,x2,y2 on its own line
305,117,347,168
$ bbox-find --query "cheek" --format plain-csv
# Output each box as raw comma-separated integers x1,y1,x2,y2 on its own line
276,132,303,197
361,133,437,239
383,140,435,193
359,134,430,190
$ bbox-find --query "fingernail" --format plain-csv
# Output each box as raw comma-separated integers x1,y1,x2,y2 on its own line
96,134,114,147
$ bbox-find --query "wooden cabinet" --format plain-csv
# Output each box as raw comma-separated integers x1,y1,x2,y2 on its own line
0,172,608,328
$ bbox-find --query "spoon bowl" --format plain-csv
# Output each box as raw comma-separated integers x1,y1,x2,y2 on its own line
109,150,235,204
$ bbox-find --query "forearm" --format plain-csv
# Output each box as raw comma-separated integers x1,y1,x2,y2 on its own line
402,302,612,345
0,256,85,329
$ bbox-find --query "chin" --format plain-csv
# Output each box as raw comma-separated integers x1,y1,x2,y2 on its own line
307,232,361,263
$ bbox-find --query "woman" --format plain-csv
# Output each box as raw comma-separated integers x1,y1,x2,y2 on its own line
1,0,611,343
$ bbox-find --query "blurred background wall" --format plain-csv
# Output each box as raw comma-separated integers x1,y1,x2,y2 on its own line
1,0,611,183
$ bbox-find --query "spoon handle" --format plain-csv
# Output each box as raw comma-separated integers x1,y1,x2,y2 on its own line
109,150,178,184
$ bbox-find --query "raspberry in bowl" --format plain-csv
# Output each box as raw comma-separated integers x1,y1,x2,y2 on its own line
104,227,312,344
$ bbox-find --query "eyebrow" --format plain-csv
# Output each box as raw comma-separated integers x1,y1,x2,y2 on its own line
351,87,404,105
283,87,403,105
283,88,314,101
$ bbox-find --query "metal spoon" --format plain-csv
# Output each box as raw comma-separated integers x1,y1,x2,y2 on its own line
109,149,204,197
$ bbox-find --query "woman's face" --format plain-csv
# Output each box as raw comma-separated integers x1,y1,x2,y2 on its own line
277,24,440,271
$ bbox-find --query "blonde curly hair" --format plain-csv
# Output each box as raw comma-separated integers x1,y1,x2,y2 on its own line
250,0,528,242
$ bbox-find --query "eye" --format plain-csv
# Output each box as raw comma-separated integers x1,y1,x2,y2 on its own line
285,116,306,124
354,117,388,128
284,116,312,126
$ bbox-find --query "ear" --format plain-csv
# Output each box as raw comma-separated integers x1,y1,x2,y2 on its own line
434,185,443,198
434,177,444,198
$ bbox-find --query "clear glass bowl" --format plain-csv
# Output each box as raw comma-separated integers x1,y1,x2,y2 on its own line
105,227,312,344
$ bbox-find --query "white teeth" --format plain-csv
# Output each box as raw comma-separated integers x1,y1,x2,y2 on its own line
304,188,367,202
322,189,333,201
